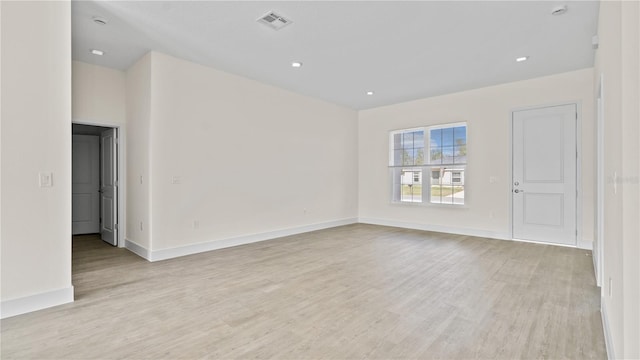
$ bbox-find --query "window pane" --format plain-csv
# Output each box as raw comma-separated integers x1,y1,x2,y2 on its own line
403,150,414,165
454,145,467,164
454,126,466,145
430,167,442,204
452,186,464,205
413,184,423,201
442,146,454,164
400,170,412,184
429,166,465,204
430,184,442,204
441,127,454,147
403,132,414,149
415,148,424,165
430,148,443,164
414,131,425,148
430,128,441,148
401,184,412,202
399,169,422,203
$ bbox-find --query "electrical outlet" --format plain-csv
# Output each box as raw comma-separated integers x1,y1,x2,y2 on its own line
139,221,143,232
192,220,199,229
140,175,144,185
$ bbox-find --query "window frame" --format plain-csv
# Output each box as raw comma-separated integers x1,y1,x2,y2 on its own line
389,122,467,206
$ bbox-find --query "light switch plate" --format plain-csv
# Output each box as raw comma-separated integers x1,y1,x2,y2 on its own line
39,172,53,187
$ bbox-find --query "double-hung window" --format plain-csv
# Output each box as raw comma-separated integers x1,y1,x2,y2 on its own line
389,123,467,205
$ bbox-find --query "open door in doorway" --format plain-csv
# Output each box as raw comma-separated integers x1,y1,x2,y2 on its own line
100,128,118,246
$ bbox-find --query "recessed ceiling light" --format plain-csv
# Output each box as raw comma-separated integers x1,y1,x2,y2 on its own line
366,91,375,96
516,56,529,62
551,5,568,16
92,16,108,25
291,62,302,68
91,49,104,56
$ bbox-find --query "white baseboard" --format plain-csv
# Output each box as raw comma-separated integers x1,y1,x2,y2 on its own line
361,217,595,251
0,286,74,319
601,297,615,360
578,238,593,250
358,217,511,241
125,239,151,261
148,218,358,262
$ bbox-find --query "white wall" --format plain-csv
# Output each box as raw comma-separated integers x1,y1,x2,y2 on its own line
0,1,73,317
72,61,126,125
358,68,595,245
124,52,358,256
125,54,153,251
620,2,640,356
595,1,640,358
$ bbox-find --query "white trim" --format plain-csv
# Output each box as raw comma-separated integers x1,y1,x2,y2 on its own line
358,217,511,240
601,297,615,360
595,74,605,288
359,218,592,250
125,238,152,261
0,286,74,319
577,239,593,250
576,101,584,250
148,218,358,262
513,237,592,250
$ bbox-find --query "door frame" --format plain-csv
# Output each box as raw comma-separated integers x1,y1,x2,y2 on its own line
508,101,584,248
72,119,126,248
595,74,605,287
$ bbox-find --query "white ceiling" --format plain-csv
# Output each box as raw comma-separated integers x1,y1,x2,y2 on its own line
72,1,600,110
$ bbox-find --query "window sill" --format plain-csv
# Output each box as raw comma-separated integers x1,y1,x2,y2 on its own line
390,201,469,209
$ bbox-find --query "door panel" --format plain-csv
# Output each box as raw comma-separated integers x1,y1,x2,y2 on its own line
100,128,118,246
72,135,100,234
513,104,577,245
523,193,563,226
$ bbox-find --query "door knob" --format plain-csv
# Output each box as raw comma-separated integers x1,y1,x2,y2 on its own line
514,189,524,193
514,181,519,186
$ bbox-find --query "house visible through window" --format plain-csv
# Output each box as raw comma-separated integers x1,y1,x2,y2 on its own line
389,123,466,205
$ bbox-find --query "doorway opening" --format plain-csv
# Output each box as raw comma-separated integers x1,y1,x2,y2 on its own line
72,124,119,246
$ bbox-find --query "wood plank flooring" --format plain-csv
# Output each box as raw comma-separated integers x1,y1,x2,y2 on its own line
1,224,606,359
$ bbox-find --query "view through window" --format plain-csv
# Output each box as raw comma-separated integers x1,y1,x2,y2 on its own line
389,123,466,205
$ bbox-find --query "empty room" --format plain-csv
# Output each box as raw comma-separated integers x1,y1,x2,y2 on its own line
1,1,638,359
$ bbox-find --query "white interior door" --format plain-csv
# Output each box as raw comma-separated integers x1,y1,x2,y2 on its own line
100,128,118,246
72,135,100,234
512,104,577,246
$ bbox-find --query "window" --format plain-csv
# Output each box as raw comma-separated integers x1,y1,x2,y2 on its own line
390,123,466,205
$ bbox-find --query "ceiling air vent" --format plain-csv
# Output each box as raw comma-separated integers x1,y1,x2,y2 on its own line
257,11,292,30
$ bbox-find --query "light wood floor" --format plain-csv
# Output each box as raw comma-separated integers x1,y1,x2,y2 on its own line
1,224,605,359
